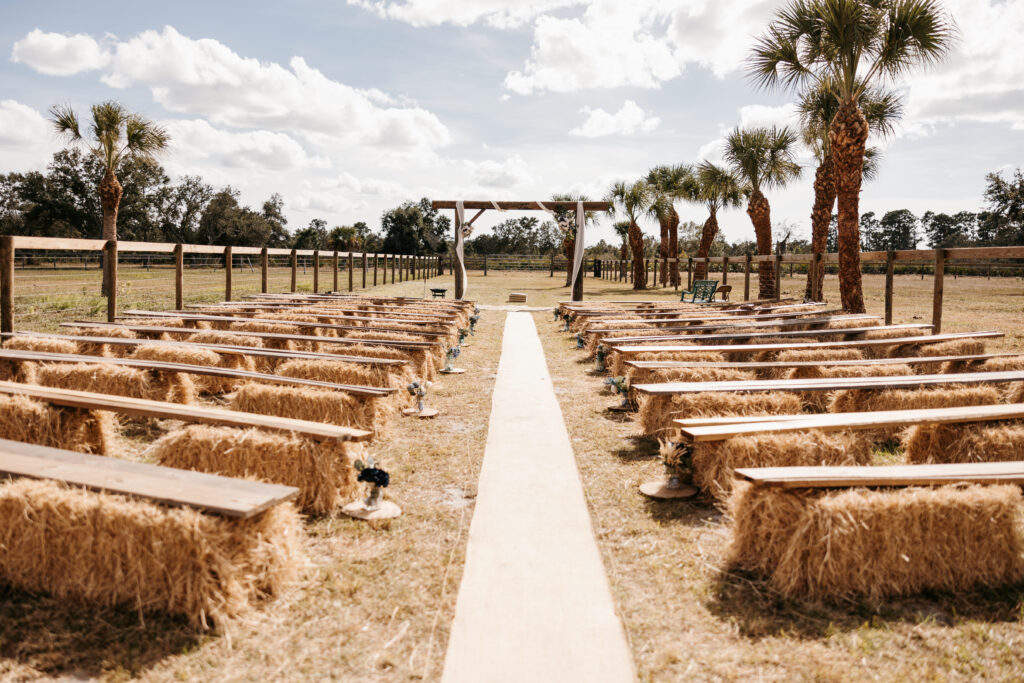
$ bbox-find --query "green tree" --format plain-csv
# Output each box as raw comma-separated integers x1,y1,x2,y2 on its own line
606,180,655,289
922,210,976,248
50,101,170,293
978,168,1024,245
381,198,450,255
291,218,328,250
723,125,802,298
750,0,956,312
682,162,743,281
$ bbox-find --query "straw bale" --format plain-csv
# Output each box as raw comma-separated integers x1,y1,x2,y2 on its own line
627,365,754,385
151,425,364,515
227,322,317,352
829,385,1002,414
868,337,984,360
863,327,929,340
694,431,873,501
123,318,185,329
758,348,864,379
727,482,1024,603
609,350,726,377
787,364,913,411
69,326,136,357
189,331,270,371
638,391,802,437
825,318,881,330
0,394,115,454
33,362,195,404
231,382,387,432
326,343,433,379
276,358,411,390
130,344,245,395
0,358,36,383
0,477,304,628
1,336,78,354
904,421,1024,464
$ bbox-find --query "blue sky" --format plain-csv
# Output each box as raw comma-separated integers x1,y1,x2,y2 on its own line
1,0,1022,246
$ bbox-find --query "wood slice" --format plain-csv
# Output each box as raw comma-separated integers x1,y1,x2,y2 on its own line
440,368,467,374
342,500,402,520
403,407,440,418
640,480,698,499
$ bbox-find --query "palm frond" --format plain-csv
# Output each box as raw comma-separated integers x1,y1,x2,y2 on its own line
48,104,82,142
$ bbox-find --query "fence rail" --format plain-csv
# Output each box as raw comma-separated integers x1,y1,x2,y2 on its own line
0,236,443,334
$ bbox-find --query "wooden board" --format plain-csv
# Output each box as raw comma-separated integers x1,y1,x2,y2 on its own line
624,352,1019,371
60,322,438,349
4,331,409,367
676,402,1024,443
0,380,372,442
604,323,931,345
611,331,1003,356
583,309,851,331
634,369,1024,396
735,461,1024,489
0,348,394,396
588,315,880,338
0,438,298,518
121,310,449,337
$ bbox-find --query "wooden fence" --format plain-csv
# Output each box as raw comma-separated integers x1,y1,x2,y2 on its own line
0,236,443,334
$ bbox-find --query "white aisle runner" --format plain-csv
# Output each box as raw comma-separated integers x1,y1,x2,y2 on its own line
442,312,635,683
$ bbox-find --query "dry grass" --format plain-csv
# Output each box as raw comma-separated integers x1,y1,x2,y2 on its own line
0,478,304,629
0,394,116,454
150,426,364,515
727,482,1024,603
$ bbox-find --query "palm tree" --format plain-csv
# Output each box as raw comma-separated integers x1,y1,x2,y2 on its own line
50,101,170,294
612,220,631,279
749,0,956,312
798,80,902,300
606,180,655,289
551,192,593,289
646,164,693,287
723,126,802,299
682,162,743,281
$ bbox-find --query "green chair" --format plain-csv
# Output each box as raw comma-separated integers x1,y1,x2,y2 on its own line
680,279,719,303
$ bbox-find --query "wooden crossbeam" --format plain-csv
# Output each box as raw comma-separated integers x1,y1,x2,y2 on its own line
431,200,612,211
5,332,409,367
676,403,1024,443
582,309,850,331
0,348,394,397
625,352,1019,372
121,310,449,338
0,438,298,518
186,306,450,326
634,369,1024,396
611,331,1003,356
607,323,931,345
0,380,372,442
589,315,880,339
60,322,439,349
735,461,1024,489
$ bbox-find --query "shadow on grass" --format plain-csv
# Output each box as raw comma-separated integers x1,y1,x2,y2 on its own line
0,585,205,678
706,569,1024,640
612,434,659,461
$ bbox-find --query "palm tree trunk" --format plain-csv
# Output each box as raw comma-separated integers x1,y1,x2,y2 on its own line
668,209,680,287
628,220,646,289
620,240,628,278
804,155,835,301
99,169,123,296
830,101,869,313
747,189,774,300
563,233,574,287
658,216,669,284
694,211,717,280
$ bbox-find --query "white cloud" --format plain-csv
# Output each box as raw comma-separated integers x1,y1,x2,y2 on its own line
0,100,60,172
10,29,110,76
570,100,659,137
470,154,534,188
347,0,581,28
737,103,799,130
161,119,330,173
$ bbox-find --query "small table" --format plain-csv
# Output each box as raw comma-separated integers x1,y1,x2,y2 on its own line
430,288,448,299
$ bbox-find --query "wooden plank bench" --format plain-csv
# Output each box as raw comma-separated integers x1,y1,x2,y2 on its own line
4,331,411,368
610,331,1003,357
564,301,813,316
60,322,440,350
675,403,1024,443
588,315,880,338
735,461,1024,489
633,369,1024,397
0,348,394,397
242,297,458,318
624,352,1019,373
0,438,298,518
121,310,449,338
198,306,454,324
605,323,932,345
583,310,852,332
0,380,372,442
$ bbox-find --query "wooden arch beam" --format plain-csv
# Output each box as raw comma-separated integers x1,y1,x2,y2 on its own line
432,200,612,211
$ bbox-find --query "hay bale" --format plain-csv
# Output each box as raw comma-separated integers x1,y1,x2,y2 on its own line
33,362,195,404
0,394,115,454
829,385,1002,414
637,391,802,437
276,358,411,390
0,478,304,628
0,358,36,383
1,336,78,354
871,337,985,360
786,364,913,411
609,350,726,378
825,318,881,330
904,422,1024,464
694,431,873,501
727,482,1024,603
231,382,387,432
189,331,269,371
627,365,755,385
69,326,136,357
760,348,865,379
863,327,929,340
326,344,432,379
151,425,364,515
130,344,246,395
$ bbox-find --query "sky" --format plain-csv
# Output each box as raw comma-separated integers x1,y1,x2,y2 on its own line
1,0,1022,247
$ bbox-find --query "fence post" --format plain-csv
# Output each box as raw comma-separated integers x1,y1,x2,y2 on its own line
374,253,379,286
550,253,555,277
174,244,184,309
774,254,782,301
812,252,823,301
361,252,367,289
106,240,118,323
483,254,488,276
332,251,339,292
744,254,751,301
686,258,692,289
348,252,354,292
722,256,729,286
0,235,13,336
885,250,895,325
312,250,319,293
260,247,268,294
224,246,233,301
932,248,945,334
290,250,297,292
391,254,396,284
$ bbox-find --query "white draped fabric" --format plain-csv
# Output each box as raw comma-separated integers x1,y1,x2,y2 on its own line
455,200,469,298
569,200,585,291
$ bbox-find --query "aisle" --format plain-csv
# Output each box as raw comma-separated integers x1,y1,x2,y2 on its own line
442,312,635,683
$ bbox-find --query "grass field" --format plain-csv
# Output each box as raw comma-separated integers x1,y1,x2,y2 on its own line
2,268,1023,681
